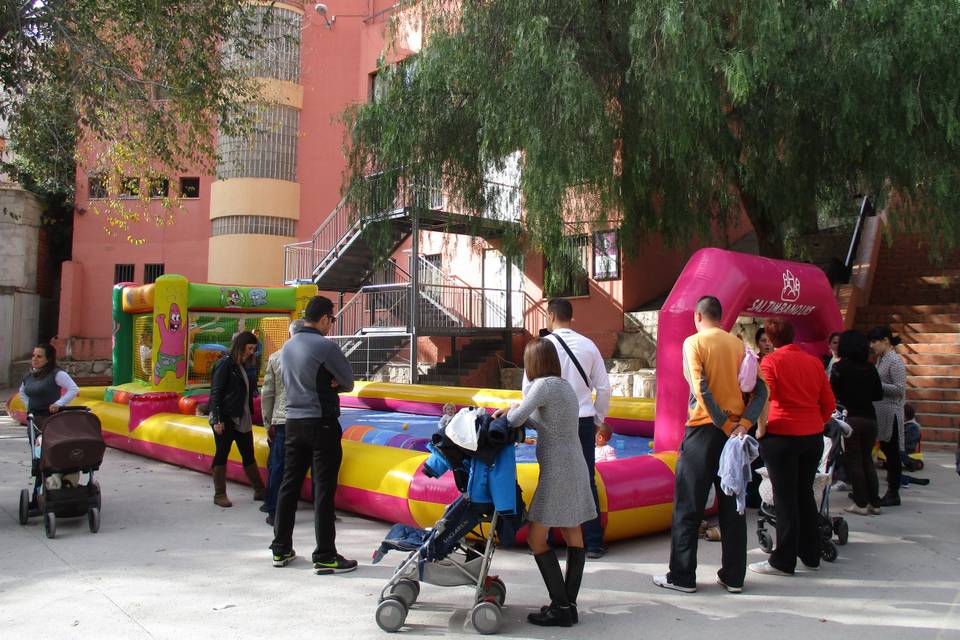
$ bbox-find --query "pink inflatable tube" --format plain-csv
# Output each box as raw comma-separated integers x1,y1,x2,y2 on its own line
654,248,843,452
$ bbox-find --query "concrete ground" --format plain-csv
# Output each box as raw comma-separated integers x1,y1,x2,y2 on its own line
1,413,958,640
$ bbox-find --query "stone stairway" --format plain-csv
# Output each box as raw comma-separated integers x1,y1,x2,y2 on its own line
856,240,960,446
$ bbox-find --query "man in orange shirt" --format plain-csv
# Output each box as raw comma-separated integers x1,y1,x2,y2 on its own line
654,296,767,593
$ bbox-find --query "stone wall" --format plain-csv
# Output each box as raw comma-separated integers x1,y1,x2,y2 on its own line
0,184,42,386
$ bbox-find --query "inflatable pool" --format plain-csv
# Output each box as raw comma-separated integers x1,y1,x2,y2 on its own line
7,382,674,542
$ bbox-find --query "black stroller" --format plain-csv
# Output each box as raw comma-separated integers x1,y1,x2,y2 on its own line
756,418,850,562
373,414,525,635
18,407,106,538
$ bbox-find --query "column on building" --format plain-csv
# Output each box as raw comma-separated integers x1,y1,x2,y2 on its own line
207,1,304,286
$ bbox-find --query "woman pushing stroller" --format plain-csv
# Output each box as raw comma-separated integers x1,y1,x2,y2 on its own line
495,338,595,628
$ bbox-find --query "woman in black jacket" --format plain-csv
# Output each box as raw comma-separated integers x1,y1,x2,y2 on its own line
208,331,264,508
829,330,884,515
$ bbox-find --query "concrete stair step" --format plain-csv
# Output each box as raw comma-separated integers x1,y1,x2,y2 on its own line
855,324,960,335
908,376,960,389
862,304,960,315
916,412,960,429
871,292,960,304
908,387,960,401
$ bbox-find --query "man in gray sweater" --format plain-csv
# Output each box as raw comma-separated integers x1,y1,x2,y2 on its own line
269,296,357,574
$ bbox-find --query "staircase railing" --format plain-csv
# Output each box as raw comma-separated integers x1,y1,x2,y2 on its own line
283,170,520,284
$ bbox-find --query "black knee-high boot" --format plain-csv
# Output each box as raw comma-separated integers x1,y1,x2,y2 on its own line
565,547,586,623
539,547,587,623
528,550,573,627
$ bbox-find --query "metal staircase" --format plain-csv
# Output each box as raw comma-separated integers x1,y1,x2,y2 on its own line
283,171,518,291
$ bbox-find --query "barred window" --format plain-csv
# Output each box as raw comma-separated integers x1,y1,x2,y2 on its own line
114,264,135,284
211,215,296,237
216,105,299,181
144,263,165,283
148,177,169,198
119,176,140,198
223,7,301,83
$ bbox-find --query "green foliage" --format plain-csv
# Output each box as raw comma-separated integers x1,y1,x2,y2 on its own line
344,0,960,283
2,1,284,240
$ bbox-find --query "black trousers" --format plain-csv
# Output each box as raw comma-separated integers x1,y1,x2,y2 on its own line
211,418,256,467
270,417,343,563
577,417,605,550
879,419,902,496
667,426,746,589
759,433,824,573
845,416,881,508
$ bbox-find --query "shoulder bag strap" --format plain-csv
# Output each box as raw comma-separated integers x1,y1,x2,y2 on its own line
551,334,591,388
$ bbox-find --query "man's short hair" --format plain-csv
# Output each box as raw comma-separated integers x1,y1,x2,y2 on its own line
695,296,723,322
289,319,306,337
304,296,334,322
547,298,573,322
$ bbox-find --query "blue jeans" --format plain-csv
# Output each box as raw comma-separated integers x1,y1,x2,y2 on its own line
577,417,605,550
265,424,286,515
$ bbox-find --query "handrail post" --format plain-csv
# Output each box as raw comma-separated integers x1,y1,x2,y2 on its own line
409,209,420,385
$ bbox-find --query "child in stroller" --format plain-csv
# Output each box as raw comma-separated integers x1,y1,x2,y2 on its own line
756,416,850,562
372,412,526,635
18,407,106,539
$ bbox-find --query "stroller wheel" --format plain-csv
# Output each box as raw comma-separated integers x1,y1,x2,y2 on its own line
833,518,849,546
44,512,56,539
375,596,407,633
821,540,838,563
471,601,502,635
88,507,101,534
389,579,419,607
18,489,29,525
480,578,506,607
757,529,774,554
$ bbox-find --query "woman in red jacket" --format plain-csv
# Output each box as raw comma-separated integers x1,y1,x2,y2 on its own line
750,319,836,577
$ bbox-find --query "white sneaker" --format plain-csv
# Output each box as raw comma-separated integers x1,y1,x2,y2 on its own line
652,575,696,593
799,562,820,572
831,481,850,492
844,504,870,516
749,561,792,576
717,578,742,593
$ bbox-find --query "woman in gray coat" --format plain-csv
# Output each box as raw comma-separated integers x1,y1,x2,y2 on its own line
869,326,907,506
497,338,596,628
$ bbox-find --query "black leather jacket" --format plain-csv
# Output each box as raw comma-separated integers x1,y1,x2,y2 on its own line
209,355,256,426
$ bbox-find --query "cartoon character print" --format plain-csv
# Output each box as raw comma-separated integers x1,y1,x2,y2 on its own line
248,288,267,307
154,302,187,384
221,288,243,308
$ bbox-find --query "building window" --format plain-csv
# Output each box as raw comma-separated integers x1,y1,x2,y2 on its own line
119,177,140,198
210,215,296,237
89,175,107,199
216,104,299,182
114,264,135,284
592,230,620,281
148,177,169,198
179,177,200,198
144,263,165,284
545,235,589,298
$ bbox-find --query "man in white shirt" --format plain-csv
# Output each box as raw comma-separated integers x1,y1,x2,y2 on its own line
523,298,612,557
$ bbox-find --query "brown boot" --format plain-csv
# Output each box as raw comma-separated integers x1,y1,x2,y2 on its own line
212,465,232,508
243,464,266,501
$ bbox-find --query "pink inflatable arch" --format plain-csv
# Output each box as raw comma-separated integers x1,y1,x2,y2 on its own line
654,248,843,453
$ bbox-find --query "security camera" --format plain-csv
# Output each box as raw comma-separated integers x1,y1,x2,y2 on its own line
314,3,335,28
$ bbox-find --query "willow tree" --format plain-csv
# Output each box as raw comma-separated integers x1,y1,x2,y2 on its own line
2,1,287,238
344,0,960,273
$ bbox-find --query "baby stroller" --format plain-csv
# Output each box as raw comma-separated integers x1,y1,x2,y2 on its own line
756,418,850,562
373,414,526,635
18,407,106,538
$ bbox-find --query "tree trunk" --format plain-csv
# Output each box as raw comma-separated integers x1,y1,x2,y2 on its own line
732,180,784,258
